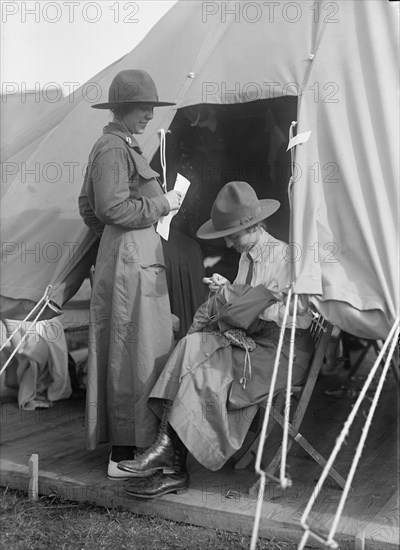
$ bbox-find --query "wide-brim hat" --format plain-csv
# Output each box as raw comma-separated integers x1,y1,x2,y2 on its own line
92,69,175,109
197,181,280,240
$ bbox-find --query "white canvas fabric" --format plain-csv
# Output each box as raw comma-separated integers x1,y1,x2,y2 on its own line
1,0,398,338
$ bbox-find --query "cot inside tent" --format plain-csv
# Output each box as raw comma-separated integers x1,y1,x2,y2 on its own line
1,0,398,340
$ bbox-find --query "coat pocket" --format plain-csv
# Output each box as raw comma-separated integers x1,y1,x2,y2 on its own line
140,262,168,298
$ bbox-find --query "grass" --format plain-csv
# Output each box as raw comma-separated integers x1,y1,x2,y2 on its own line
0,486,298,550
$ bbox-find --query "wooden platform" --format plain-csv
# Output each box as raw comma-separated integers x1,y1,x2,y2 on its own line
1,367,398,549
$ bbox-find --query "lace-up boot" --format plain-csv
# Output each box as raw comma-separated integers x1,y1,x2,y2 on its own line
124,436,188,498
117,400,175,477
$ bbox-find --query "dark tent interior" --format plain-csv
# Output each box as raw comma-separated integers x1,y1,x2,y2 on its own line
151,97,298,336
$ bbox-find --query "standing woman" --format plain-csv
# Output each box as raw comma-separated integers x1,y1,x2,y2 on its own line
79,70,181,479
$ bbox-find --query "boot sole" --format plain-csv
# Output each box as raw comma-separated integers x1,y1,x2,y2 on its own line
124,486,188,499
117,466,175,477
107,475,137,481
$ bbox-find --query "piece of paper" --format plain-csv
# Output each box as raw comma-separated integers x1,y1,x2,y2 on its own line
156,173,191,240
286,130,311,151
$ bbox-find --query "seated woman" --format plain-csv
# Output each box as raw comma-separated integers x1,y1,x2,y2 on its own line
118,181,314,498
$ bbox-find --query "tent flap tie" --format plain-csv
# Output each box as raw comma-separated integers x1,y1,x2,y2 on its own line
157,129,168,192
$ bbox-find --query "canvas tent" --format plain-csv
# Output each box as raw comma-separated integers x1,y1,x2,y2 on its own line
1,0,398,340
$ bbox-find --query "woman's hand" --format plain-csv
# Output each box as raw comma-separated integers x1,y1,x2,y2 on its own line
279,288,310,315
164,190,182,211
297,294,311,315
203,273,230,292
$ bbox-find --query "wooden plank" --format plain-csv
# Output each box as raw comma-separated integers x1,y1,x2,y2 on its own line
0,465,362,550
1,425,87,469
355,494,399,550
0,400,84,436
0,378,398,550
4,463,398,550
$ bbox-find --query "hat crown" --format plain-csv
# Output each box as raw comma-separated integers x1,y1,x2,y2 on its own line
211,181,262,231
196,181,280,240
108,70,159,104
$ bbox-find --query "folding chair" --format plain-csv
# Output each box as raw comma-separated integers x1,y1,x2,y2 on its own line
234,312,347,490
345,338,400,386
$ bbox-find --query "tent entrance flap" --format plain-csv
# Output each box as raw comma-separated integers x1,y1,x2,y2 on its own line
150,97,298,282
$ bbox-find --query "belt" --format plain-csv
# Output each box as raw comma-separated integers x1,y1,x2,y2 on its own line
256,319,310,334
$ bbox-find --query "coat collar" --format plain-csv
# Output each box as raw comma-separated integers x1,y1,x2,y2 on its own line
247,228,271,262
103,121,142,152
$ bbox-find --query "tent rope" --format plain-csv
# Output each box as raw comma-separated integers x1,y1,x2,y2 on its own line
0,285,53,377
280,292,298,484
158,129,168,192
297,316,400,550
250,287,296,550
287,120,298,212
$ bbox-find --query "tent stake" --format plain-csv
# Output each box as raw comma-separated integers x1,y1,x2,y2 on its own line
28,454,39,502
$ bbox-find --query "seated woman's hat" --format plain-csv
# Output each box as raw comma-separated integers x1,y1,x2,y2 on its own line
197,181,280,240
92,69,176,109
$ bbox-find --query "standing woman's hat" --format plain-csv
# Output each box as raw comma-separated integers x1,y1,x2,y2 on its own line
197,181,280,240
92,69,176,109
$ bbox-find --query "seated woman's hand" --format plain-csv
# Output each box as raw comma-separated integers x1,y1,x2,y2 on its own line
203,273,230,292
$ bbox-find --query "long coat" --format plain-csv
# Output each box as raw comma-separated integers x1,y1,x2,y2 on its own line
149,285,314,470
79,122,174,449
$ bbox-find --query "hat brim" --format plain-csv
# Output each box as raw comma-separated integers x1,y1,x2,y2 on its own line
196,199,281,240
92,100,175,109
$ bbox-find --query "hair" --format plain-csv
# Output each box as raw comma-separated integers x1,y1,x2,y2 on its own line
246,221,267,234
111,104,137,120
